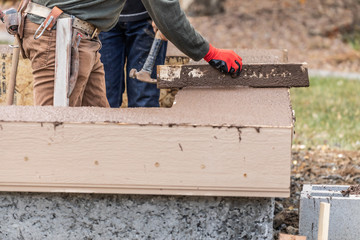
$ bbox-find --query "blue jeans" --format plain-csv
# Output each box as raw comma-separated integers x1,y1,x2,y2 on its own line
99,19,167,108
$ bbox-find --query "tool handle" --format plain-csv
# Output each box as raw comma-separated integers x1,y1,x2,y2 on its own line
142,31,163,74
6,35,20,105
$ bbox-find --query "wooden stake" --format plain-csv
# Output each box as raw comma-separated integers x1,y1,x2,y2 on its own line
279,233,306,240
54,18,72,107
318,202,330,240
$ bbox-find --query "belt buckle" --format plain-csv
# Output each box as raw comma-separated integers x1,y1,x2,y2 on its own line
90,27,98,39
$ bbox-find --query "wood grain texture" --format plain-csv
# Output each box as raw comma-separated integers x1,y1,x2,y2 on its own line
279,234,307,240
318,202,330,240
157,63,309,88
0,122,291,197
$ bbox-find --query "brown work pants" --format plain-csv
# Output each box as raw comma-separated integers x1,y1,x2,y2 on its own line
22,19,110,107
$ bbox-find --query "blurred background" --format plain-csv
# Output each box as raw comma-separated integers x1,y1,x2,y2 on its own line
182,0,360,72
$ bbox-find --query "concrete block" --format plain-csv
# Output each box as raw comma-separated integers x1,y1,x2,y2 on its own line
299,184,360,240
0,192,274,239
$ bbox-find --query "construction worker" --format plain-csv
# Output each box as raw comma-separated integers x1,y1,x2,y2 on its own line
99,0,167,108
19,0,242,107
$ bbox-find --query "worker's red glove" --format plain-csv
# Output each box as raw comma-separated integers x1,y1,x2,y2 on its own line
204,44,242,77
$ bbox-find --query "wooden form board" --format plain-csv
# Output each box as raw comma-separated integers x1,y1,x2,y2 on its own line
0,88,293,197
0,122,291,197
157,63,309,89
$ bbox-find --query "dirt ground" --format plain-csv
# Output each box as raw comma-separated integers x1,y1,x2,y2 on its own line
273,147,360,237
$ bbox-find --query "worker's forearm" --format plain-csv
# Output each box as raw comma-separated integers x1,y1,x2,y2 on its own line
141,0,209,61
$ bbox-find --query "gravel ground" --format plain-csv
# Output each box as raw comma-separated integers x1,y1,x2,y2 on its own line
273,146,360,238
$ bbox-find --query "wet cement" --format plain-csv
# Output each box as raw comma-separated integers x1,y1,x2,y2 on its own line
157,63,309,88
0,88,293,128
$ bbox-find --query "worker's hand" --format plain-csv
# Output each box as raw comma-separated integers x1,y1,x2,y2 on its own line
152,21,167,41
204,44,242,77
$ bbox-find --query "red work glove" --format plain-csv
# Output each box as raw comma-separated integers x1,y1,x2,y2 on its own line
204,44,242,77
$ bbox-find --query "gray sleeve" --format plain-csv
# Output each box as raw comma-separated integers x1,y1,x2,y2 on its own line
141,0,209,61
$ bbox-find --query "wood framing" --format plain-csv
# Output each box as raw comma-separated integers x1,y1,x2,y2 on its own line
0,122,291,197
157,63,309,89
0,88,293,197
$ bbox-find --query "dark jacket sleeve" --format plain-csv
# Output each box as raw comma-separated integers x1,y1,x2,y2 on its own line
141,0,209,61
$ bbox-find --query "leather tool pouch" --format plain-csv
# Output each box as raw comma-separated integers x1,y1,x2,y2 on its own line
4,10,20,35
16,0,31,58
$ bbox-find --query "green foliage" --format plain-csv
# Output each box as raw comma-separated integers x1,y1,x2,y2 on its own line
342,31,360,51
0,40,11,45
291,76,360,150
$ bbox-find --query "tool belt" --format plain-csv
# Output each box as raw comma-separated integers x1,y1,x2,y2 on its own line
22,2,94,97
24,2,99,39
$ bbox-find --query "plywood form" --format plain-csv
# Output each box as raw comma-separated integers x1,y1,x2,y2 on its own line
0,88,293,197
0,42,295,197
0,122,291,197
